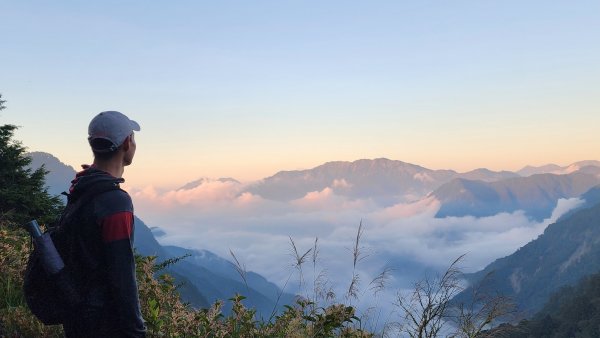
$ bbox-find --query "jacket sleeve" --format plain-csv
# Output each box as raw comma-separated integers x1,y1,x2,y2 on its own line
100,211,147,337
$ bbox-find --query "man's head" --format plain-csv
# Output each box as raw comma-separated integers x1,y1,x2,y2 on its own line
88,111,140,164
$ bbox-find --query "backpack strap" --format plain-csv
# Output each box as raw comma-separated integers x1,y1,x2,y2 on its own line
58,180,124,230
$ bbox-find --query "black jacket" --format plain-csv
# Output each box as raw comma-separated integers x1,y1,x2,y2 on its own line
62,167,146,337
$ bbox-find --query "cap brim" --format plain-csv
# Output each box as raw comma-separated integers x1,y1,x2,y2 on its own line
130,120,141,131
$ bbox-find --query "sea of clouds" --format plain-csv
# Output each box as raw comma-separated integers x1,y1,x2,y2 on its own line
126,178,583,325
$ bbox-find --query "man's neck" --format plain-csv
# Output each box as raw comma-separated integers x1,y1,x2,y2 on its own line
92,159,125,178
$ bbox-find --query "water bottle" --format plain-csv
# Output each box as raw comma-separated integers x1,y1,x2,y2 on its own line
25,220,43,238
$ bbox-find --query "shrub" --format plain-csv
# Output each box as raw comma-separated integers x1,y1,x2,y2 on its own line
0,223,64,337
135,253,371,337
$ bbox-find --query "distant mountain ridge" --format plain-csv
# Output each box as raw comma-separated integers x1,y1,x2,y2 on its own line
458,168,520,182
243,158,536,205
432,172,600,221
240,159,600,213
28,152,600,221
27,151,77,198
517,160,600,177
245,158,455,204
178,177,241,191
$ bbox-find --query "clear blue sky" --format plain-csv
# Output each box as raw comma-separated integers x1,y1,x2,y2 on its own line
2,1,599,187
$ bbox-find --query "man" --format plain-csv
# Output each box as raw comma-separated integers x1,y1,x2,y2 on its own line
62,111,146,337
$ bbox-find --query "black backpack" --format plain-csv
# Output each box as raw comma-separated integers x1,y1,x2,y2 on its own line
23,181,121,325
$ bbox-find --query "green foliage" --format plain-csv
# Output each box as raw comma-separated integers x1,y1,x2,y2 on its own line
0,95,65,336
296,299,361,337
0,227,27,309
134,253,371,337
0,121,63,226
0,94,5,111
0,224,64,337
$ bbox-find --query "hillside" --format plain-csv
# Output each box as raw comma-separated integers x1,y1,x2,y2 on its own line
454,200,600,315
484,272,600,337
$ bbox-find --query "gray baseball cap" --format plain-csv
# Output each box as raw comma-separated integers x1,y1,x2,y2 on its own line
88,111,141,153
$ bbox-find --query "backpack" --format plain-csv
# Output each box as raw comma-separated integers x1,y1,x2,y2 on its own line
23,181,121,325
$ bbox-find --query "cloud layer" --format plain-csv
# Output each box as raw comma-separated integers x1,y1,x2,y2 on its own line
127,179,583,315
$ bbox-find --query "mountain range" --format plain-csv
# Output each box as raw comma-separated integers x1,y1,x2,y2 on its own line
34,154,600,224
28,152,600,322
240,159,600,206
175,157,600,221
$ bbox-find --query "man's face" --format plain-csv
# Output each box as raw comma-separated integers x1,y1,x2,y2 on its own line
124,132,136,166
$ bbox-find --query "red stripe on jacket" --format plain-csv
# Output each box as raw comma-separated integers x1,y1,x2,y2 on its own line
101,211,133,242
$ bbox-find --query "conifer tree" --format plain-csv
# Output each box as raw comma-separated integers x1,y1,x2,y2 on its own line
0,94,63,226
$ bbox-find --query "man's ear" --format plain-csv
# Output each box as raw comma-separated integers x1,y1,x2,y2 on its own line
122,135,131,151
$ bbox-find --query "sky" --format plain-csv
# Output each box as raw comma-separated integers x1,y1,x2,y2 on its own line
2,0,600,188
